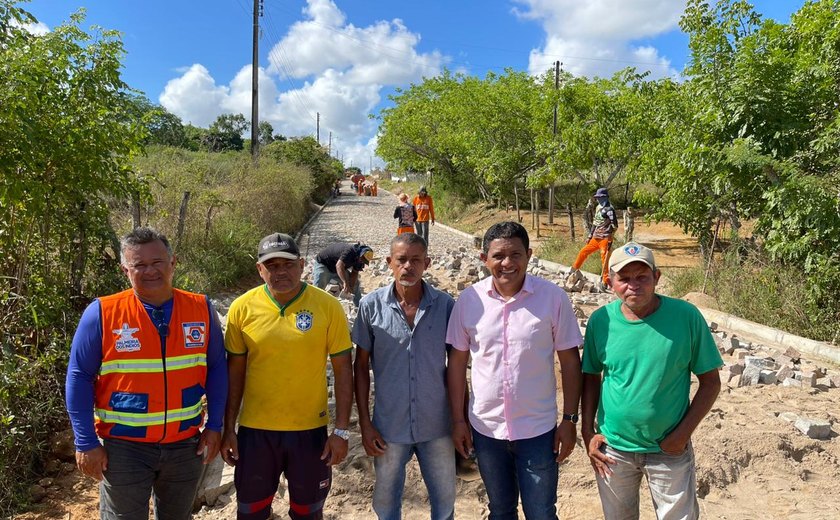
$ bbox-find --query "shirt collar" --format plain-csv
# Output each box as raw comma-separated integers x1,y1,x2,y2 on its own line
484,274,534,300
386,280,436,309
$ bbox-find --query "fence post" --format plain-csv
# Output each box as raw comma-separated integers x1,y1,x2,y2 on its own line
567,203,575,241
132,194,141,229
176,191,191,253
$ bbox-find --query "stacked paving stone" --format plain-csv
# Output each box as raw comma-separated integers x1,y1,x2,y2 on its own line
711,323,838,439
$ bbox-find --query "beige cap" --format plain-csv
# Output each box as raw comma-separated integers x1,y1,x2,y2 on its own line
609,243,656,272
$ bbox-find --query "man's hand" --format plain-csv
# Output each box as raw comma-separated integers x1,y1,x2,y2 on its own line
659,431,689,456
220,429,239,466
76,446,108,481
197,429,222,464
431,220,435,225
320,434,349,466
585,432,616,478
451,420,473,459
360,421,387,456
554,421,577,463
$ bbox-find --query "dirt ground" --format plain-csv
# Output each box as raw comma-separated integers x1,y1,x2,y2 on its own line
449,203,705,270
13,208,840,520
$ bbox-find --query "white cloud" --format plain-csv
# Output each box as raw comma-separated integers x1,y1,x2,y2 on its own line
159,64,230,127
159,0,444,169
528,37,676,80
10,19,50,36
514,0,683,79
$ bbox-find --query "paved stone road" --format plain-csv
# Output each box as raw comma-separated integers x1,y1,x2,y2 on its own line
297,180,475,262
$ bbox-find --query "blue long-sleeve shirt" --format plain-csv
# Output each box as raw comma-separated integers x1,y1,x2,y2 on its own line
65,295,227,452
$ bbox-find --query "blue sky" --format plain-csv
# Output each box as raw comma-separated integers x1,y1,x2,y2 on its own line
24,0,799,169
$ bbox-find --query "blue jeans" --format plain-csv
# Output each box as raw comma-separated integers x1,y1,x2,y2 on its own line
414,221,430,245
99,435,203,520
311,261,362,306
595,443,699,520
472,427,558,520
373,435,456,520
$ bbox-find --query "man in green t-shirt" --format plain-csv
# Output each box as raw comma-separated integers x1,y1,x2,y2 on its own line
581,243,723,520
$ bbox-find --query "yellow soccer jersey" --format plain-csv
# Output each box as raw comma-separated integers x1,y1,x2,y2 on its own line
225,282,352,431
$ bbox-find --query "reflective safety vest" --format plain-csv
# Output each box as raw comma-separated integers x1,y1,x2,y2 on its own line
95,288,209,443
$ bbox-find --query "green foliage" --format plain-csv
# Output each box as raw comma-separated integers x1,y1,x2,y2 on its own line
536,69,655,192
666,247,839,343
637,0,840,340
377,70,546,202
127,95,188,148
202,113,248,152
0,2,146,511
262,136,342,202
0,330,71,517
258,120,276,144
128,146,315,292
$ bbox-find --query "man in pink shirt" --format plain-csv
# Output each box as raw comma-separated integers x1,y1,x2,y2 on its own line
446,221,583,519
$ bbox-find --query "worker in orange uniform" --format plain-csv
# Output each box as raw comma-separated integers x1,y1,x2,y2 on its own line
412,186,435,246
569,187,617,290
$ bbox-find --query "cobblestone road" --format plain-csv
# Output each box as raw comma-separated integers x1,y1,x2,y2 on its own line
297,180,475,262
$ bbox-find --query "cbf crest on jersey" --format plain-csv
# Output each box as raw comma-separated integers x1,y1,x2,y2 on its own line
182,322,207,348
114,323,141,352
296,310,314,332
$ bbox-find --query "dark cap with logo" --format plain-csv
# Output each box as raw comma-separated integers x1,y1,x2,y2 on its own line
257,233,300,263
594,187,609,198
358,245,374,264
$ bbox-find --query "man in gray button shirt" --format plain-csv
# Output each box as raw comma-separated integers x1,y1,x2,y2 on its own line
353,233,456,520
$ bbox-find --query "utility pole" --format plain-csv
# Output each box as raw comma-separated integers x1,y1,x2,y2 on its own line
250,0,263,161
548,60,560,225
369,155,372,174
316,112,320,144
328,131,332,155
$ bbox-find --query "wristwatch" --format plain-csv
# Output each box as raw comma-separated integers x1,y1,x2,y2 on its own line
561,413,579,424
332,428,350,441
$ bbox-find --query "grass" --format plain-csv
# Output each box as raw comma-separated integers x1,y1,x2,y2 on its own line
538,235,615,276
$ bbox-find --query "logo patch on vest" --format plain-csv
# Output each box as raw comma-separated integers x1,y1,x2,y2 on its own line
182,322,206,348
113,323,141,352
295,310,313,332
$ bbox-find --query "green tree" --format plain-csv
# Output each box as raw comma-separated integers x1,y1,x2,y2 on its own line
0,3,147,512
263,136,342,201
637,0,840,340
535,70,654,200
203,113,248,151
128,96,188,147
258,120,275,144
377,72,484,199
377,70,543,202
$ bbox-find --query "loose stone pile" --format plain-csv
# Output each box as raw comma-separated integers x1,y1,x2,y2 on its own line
712,324,838,439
